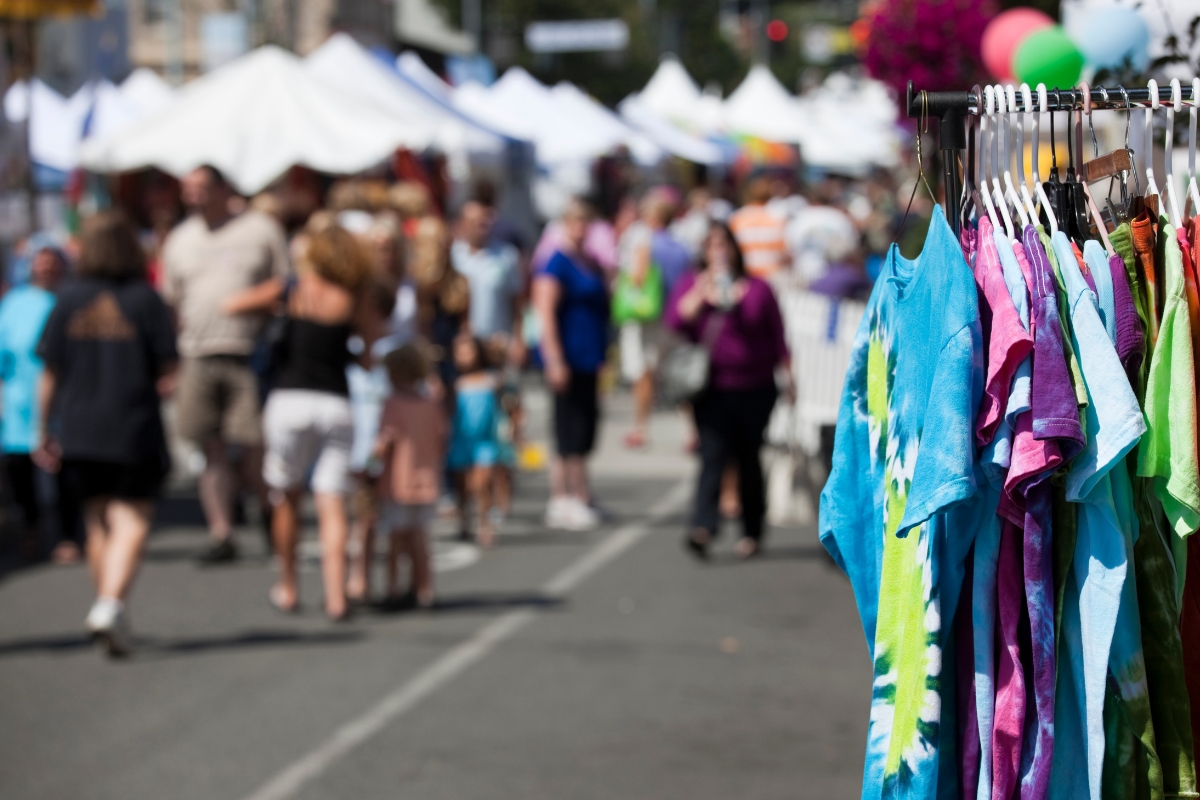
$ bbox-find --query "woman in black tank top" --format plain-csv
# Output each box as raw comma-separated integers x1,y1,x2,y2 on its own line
225,224,385,619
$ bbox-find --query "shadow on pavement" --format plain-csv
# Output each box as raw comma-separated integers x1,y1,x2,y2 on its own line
427,592,564,613
0,628,364,659
702,543,835,566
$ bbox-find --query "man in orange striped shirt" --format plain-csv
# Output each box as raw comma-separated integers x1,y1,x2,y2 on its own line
728,176,790,279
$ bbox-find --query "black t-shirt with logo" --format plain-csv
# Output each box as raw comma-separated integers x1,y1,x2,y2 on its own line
37,277,177,464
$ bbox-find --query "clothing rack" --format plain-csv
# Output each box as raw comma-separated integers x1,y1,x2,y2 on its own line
904,80,1200,237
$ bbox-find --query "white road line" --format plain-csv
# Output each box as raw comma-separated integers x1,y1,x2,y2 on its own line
242,480,691,800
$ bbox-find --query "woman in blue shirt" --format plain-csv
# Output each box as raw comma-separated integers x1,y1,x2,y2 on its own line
532,198,610,531
0,245,76,563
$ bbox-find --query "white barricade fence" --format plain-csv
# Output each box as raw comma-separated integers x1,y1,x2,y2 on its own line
766,288,865,526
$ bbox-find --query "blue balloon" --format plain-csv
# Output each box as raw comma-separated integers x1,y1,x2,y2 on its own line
1079,7,1150,71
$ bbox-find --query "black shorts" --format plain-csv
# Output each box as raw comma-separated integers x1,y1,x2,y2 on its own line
62,458,167,502
553,371,600,457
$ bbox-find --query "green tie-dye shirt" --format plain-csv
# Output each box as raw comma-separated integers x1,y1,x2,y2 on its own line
821,206,987,799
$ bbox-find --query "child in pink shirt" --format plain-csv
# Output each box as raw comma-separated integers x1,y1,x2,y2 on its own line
374,344,447,609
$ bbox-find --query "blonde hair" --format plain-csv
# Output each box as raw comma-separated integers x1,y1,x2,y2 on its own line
305,225,373,291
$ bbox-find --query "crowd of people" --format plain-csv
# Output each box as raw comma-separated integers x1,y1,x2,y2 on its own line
0,161,896,657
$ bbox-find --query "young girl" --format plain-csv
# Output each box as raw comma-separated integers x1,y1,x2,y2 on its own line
374,344,445,608
447,334,503,547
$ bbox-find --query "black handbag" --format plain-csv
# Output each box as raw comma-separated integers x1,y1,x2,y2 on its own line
249,277,296,400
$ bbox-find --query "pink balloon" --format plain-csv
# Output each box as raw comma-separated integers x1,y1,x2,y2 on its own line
981,8,1055,82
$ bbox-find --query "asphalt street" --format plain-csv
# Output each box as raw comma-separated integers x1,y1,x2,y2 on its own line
0,389,869,800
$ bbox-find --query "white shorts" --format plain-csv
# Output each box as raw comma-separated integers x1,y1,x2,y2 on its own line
619,321,662,382
263,389,354,495
378,501,436,532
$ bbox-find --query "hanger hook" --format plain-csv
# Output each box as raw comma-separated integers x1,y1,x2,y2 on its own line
1089,85,1103,157
1120,85,1132,148
1050,88,1061,172
898,91,935,238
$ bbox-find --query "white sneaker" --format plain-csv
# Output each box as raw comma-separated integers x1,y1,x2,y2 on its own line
544,496,573,529
562,498,601,532
86,597,132,657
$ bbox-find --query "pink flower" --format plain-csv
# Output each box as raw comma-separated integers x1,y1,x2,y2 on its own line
863,0,996,106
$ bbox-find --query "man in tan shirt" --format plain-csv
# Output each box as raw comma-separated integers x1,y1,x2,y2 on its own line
162,166,288,563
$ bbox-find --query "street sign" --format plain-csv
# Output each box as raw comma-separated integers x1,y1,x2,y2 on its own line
525,19,629,53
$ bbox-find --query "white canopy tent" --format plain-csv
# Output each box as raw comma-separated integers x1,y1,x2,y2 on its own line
85,70,177,143
617,93,724,165
456,68,619,166
4,79,92,172
638,56,705,130
793,73,900,174
723,64,813,144
548,82,662,164
305,33,509,160
80,46,428,195
721,66,900,175
395,50,453,102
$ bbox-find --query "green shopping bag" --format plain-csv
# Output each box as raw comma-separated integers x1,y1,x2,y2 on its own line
612,263,664,324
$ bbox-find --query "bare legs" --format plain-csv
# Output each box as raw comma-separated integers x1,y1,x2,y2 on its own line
626,372,654,447
455,466,498,546
270,490,349,619
198,439,233,542
198,441,267,552
469,466,495,547
562,456,591,506
386,528,433,606
345,510,376,603
84,498,154,601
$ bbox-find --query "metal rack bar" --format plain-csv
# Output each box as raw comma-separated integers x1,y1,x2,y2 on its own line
905,80,1200,117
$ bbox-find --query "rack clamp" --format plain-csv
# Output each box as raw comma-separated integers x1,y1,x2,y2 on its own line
905,80,969,234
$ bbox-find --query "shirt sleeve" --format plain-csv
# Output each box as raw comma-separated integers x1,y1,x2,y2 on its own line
35,300,69,373
818,326,881,649
143,288,179,371
662,273,697,340
266,218,290,279
1137,230,1200,536
897,322,982,537
160,230,183,307
1060,248,1146,501
759,281,790,364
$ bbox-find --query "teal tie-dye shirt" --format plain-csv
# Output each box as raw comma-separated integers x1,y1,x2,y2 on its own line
820,206,987,800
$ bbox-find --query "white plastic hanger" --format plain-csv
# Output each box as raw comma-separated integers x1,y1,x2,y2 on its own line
979,86,1004,235
1079,82,1115,254
1145,78,1162,203
1033,83,1059,236
1003,84,1031,228
1189,78,1200,218
991,84,1017,239
1016,83,1040,224
1164,78,1184,228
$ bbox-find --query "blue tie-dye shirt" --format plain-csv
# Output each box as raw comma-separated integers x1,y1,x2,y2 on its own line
820,205,987,800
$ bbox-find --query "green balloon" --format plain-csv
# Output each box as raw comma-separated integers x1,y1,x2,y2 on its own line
1013,26,1084,89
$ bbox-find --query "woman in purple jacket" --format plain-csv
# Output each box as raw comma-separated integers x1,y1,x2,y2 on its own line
665,222,794,559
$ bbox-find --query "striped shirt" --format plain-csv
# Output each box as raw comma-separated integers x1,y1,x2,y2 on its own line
729,204,788,278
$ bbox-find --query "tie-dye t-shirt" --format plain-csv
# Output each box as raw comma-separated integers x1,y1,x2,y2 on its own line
821,205,985,800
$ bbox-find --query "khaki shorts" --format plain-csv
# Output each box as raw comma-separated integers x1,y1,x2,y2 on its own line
619,321,663,383
175,356,264,446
